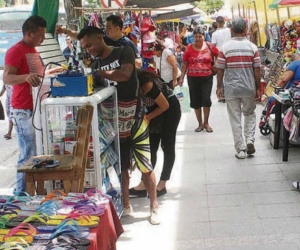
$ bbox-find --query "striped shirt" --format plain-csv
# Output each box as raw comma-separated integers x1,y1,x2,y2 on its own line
217,37,261,98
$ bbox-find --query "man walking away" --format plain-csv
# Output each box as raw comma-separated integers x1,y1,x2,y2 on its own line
216,17,261,159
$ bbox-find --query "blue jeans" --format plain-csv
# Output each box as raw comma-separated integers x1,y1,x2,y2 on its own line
10,108,36,192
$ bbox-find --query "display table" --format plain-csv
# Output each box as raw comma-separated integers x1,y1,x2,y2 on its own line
272,92,290,161
88,201,124,250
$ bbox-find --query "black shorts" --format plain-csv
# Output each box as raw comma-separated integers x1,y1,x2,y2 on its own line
187,75,213,109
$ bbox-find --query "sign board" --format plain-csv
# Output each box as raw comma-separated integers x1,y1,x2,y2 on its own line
100,0,128,8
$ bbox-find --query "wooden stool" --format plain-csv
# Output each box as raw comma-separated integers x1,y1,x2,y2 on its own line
18,103,93,195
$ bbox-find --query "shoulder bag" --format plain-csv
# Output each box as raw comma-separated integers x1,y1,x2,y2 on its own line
206,42,217,76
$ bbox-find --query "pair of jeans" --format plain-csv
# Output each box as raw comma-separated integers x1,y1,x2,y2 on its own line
226,97,256,152
10,108,36,192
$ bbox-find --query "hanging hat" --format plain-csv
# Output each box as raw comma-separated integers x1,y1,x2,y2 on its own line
143,31,156,43
140,17,155,32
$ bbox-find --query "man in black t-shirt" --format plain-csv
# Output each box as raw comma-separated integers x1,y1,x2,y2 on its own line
78,26,160,225
104,15,142,69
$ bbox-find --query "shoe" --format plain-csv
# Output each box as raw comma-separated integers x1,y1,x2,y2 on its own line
129,188,147,197
292,181,300,190
149,207,160,225
157,188,167,197
246,141,256,155
235,150,246,159
122,205,133,217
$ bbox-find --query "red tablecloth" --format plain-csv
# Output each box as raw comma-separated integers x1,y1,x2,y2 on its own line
88,201,124,250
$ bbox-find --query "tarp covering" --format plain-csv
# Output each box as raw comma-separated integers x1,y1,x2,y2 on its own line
31,0,59,34
126,0,195,8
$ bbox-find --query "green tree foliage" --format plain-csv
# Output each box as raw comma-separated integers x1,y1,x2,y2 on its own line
0,0,5,7
195,0,224,15
85,0,101,8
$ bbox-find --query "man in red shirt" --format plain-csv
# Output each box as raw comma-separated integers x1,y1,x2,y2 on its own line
3,16,46,192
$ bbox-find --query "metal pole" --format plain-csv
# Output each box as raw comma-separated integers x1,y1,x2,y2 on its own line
238,3,241,16
243,4,245,18
231,5,234,19
263,0,268,25
253,0,262,46
276,8,280,25
287,7,290,18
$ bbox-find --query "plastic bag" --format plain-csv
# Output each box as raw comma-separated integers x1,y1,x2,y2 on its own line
174,86,191,113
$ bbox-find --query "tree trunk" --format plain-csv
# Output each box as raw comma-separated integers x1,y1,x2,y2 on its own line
63,0,82,30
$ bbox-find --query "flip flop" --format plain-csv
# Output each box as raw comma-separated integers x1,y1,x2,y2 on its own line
194,127,204,132
4,134,12,140
204,126,213,133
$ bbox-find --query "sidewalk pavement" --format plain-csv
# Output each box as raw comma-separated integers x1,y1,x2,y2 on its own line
116,81,300,250
2,80,300,249
0,92,18,195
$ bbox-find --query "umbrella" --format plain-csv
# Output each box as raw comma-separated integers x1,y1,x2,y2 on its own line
269,0,282,9
130,117,152,173
279,0,300,5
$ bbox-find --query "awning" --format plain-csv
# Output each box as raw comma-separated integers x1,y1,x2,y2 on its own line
279,0,300,5
126,0,195,8
180,13,213,25
155,18,181,23
152,8,198,21
269,0,300,8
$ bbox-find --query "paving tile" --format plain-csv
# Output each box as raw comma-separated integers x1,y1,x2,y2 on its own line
208,193,254,207
210,205,259,222
245,171,286,182
256,203,300,218
248,181,292,193
206,173,247,184
253,191,300,205
210,220,264,238
207,183,250,195
261,218,300,235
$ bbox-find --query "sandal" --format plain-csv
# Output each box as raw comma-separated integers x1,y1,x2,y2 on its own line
204,126,213,133
194,127,204,132
4,134,12,140
46,234,90,249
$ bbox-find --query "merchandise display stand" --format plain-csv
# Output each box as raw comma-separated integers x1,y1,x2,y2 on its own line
18,102,93,195
40,87,122,216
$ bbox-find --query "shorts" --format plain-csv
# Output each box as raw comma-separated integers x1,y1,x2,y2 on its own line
187,75,213,109
120,117,153,174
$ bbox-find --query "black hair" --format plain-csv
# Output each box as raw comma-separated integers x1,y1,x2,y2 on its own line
77,26,104,40
193,27,205,35
212,22,217,29
22,15,46,35
216,16,225,23
154,42,164,51
137,69,157,86
106,15,123,30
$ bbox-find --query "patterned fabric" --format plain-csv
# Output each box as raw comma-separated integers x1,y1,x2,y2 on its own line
217,37,261,98
118,99,138,139
5,41,44,110
130,117,152,173
183,43,218,77
142,78,173,108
